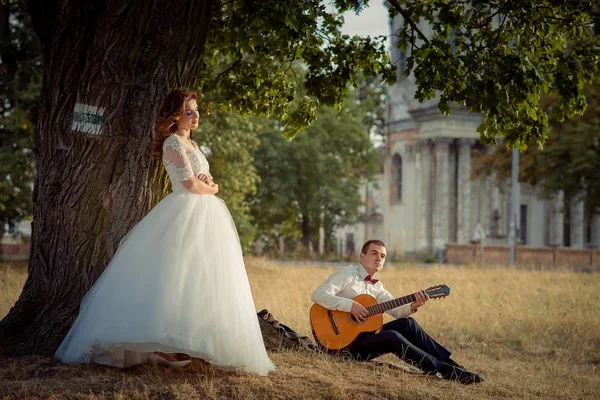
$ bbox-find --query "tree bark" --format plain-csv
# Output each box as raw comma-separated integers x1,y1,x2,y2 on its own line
0,0,214,356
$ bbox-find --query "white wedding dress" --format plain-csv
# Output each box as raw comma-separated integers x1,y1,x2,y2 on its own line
55,134,275,375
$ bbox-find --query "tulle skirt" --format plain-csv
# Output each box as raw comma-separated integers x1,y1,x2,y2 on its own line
55,192,275,376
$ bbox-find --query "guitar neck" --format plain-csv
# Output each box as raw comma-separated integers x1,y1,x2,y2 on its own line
365,293,417,316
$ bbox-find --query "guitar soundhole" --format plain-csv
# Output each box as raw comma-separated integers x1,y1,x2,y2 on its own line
349,314,364,325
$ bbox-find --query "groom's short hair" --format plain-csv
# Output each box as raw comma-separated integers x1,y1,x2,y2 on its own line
361,240,386,255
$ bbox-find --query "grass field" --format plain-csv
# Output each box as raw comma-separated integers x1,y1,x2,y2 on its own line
1,259,599,399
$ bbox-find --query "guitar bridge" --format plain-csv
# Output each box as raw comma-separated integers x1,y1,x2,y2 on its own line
327,310,340,335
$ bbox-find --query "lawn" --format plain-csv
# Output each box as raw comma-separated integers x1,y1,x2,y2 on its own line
1,259,598,399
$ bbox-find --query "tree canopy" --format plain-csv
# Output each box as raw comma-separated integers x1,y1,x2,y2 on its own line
388,0,600,148
194,0,396,138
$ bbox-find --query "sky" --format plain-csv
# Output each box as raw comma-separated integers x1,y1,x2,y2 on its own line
339,1,389,38
329,1,391,47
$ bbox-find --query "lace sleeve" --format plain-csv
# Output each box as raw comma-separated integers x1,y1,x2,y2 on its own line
163,136,194,181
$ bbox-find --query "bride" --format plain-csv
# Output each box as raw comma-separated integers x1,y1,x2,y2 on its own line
55,89,275,376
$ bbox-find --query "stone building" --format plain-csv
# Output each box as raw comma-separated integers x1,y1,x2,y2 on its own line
335,15,600,259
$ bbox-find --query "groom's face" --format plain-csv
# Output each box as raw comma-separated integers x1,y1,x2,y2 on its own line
360,244,386,276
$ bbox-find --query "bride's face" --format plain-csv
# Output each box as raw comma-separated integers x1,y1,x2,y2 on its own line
177,99,199,131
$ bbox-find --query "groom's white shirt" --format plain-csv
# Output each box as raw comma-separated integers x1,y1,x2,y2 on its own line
311,264,414,319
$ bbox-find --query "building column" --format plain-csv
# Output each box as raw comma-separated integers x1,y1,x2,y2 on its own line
591,214,600,248
434,138,451,248
550,191,564,246
418,140,432,251
479,145,496,238
570,197,585,249
457,139,475,243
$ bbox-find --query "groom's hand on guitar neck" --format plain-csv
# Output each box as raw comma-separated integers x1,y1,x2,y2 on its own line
352,289,430,321
411,290,430,312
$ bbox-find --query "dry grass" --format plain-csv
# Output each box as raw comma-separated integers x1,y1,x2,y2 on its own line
1,259,599,399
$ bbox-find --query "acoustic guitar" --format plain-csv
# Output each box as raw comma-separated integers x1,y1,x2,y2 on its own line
309,284,450,352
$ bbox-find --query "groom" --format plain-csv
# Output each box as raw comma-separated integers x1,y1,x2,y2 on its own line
311,239,484,384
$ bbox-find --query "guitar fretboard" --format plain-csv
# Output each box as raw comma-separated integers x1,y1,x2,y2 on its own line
365,293,417,316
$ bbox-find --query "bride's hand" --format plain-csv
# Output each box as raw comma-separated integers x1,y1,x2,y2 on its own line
197,173,212,185
212,184,219,194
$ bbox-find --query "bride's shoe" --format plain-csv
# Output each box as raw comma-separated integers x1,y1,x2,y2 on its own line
148,352,191,368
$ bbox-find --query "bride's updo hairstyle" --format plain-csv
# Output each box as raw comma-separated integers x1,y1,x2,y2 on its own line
152,88,198,158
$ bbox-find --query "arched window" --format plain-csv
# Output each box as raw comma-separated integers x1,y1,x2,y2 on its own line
392,153,402,201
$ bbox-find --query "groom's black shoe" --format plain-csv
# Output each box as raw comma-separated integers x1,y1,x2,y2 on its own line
446,357,465,370
439,362,484,385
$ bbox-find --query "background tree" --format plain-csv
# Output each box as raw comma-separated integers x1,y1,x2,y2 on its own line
0,0,395,356
474,76,600,217
387,0,600,147
0,2,39,252
537,85,600,218
197,109,260,252
251,88,381,254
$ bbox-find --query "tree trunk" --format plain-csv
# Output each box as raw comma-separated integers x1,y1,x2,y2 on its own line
301,213,311,253
0,225,4,260
0,1,5,260
0,0,213,356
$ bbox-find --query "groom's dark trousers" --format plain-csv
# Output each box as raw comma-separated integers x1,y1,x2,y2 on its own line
348,317,452,373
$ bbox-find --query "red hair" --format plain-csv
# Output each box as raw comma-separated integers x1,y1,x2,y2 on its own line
152,88,198,158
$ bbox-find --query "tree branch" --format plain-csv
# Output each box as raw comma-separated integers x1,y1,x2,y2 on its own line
214,0,237,12
492,11,509,49
215,54,243,81
387,0,430,45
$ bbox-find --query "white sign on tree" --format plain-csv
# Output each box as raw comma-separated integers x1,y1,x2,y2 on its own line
72,103,104,134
